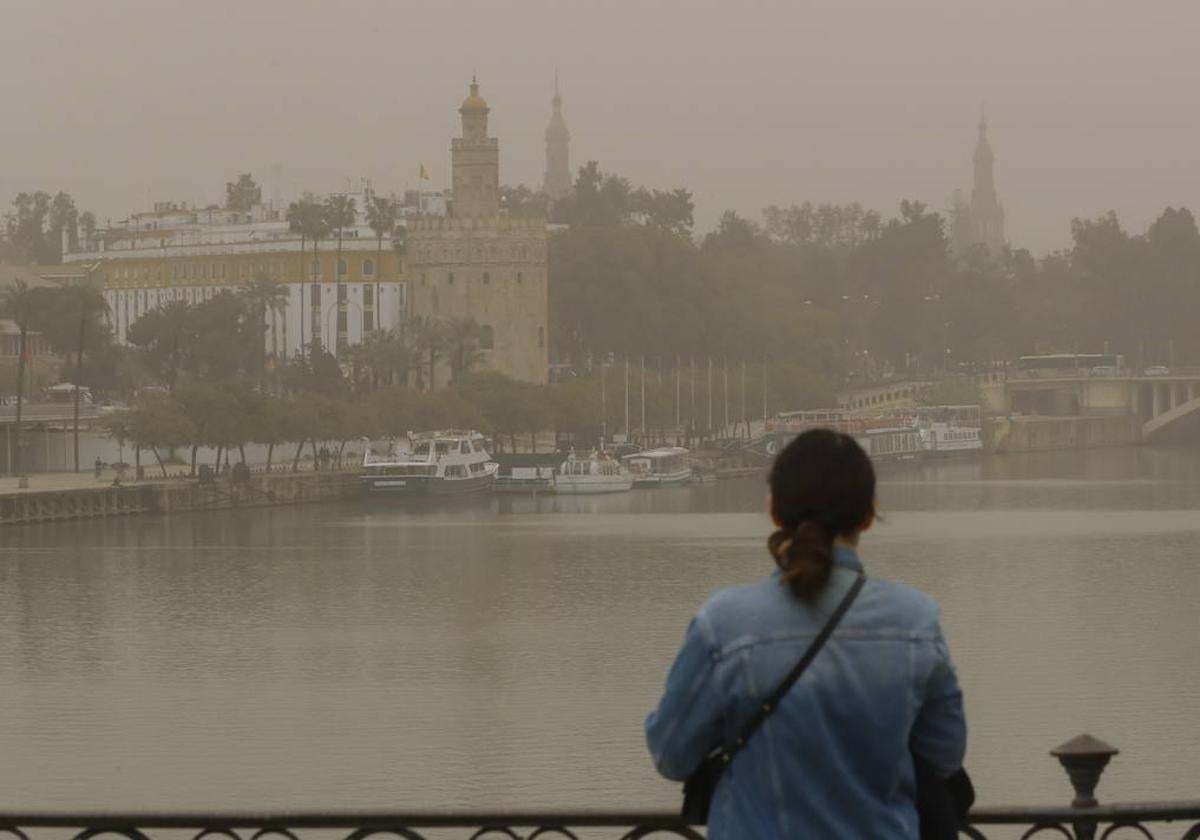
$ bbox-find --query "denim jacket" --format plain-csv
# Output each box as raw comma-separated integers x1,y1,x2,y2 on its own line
645,547,966,839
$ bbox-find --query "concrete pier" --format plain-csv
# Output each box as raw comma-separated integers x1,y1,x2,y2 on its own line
0,470,360,526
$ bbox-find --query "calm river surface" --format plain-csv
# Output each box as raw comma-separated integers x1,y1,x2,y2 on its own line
2,446,1200,811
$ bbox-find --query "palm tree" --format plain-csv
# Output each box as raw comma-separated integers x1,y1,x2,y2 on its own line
444,317,488,384
0,278,39,475
286,199,310,356
240,273,290,387
299,200,330,357
61,284,108,473
323,194,357,352
366,195,398,335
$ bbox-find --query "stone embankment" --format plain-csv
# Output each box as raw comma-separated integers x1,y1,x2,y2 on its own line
0,469,360,526
986,414,1142,452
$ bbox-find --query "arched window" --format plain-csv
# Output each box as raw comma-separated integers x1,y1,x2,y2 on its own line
480,325,494,350
482,271,490,285
362,258,374,276
337,258,347,278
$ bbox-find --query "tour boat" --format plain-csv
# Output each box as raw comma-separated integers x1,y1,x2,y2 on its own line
620,447,693,487
554,451,634,494
854,423,924,463
359,430,498,496
919,422,984,456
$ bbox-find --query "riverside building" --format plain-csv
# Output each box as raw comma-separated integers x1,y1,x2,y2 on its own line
405,78,550,385
63,187,407,359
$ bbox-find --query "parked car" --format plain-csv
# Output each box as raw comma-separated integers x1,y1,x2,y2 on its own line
1144,365,1170,376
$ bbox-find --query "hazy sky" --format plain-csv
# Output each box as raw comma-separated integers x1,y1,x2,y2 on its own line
2,0,1199,254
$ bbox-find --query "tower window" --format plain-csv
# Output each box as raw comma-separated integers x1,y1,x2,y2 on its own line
363,258,374,276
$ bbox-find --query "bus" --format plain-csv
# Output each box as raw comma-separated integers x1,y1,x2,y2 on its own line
1015,354,1125,375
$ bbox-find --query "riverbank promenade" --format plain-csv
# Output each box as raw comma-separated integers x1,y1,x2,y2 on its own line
0,471,169,496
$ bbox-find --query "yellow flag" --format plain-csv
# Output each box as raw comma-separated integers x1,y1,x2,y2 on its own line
419,164,430,180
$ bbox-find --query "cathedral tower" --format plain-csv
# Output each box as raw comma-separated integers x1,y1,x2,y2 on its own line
543,74,572,201
969,113,1005,254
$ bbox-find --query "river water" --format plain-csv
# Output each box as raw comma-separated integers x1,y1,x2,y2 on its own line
2,446,1199,812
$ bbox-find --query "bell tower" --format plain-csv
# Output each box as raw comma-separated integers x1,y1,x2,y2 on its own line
451,77,500,219
543,73,572,201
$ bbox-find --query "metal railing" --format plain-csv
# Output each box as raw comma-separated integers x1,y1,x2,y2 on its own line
1,735,1198,839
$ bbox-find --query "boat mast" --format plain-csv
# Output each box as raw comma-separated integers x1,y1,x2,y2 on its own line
707,357,713,441
741,359,746,440
624,356,630,441
601,357,607,444
723,356,729,437
640,356,646,444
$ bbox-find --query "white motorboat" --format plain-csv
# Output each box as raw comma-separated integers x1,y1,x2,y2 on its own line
360,430,498,496
621,447,693,487
554,451,634,494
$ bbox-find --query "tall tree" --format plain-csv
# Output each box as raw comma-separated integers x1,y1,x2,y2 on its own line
408,315,445,391
34,284,110,472
323,194,357,352
240,272,289,383
225,174,262,212
366,194,397,285
0,278,44,474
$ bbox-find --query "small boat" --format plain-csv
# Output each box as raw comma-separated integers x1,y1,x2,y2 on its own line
621,447,693,487
919,422,983,456
554,451,634,494
360,430,498,496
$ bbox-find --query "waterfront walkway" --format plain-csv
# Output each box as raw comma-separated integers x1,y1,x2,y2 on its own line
0,471,172,496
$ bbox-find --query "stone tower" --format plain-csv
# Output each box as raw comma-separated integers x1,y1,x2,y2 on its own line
969,113,1005,254
451,77,500,219
404,78,550,386
543,74,572,201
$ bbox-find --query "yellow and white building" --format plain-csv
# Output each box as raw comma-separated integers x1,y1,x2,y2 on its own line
64,193,407,359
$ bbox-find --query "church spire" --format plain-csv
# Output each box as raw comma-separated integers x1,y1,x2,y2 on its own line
543,73,572,201
963,106,1005,255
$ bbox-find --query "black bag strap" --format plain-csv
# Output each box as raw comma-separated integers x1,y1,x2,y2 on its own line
715,570,866,764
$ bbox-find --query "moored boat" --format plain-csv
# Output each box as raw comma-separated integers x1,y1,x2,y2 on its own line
554,451,634,494
360,430,498,496
919,422,984,456
621,447,693,487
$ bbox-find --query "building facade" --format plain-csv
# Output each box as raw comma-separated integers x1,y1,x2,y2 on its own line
406,80,550,384
950,114,1006,257
64,195,406,359
543,76,572,201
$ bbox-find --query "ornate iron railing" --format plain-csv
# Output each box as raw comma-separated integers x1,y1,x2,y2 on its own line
2,735,1199,839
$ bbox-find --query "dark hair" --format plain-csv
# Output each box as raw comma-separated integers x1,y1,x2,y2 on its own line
767,429,876,599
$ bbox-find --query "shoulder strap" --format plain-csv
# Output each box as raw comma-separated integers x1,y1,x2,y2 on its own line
718,570,866,762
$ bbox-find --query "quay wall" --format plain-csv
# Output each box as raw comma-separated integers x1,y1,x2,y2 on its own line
0,470,360,527
987,414,1142,453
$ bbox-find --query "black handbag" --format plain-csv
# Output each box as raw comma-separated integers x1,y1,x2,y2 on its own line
681,571,866,824
914,755,975,840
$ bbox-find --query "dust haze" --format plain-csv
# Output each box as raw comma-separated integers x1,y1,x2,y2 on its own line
2,0,1198,254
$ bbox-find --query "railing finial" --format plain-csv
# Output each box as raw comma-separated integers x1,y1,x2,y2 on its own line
1051,733,1120,808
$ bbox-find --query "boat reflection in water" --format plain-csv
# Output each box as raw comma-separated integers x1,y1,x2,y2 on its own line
360,430,498,496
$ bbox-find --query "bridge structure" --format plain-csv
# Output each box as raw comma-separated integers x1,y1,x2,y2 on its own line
1004,369,1200,443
